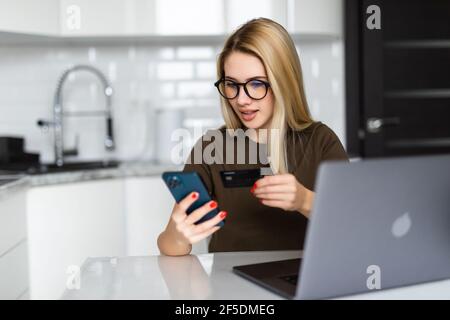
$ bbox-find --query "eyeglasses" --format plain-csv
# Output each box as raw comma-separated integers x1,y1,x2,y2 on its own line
214,78,271,100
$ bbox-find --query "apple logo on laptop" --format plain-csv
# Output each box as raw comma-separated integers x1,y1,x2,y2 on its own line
391,212,412,238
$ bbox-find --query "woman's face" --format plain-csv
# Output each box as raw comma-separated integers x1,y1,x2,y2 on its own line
223,51,274,130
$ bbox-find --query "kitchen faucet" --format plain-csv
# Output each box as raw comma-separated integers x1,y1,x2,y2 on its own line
38,65,115,167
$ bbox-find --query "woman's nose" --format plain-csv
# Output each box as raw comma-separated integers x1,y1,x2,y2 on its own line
236,86,252,105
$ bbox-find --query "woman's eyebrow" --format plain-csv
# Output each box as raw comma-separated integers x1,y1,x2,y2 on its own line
224,76,268,81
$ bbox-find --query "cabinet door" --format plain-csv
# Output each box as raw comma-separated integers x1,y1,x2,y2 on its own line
60,0,156,36
26,179,126,299
225,0,287,33
289,0,342,37
0,240,28,300
0,189,28,299
124,177,172,256
154,0,224,35
0,190,27,256
0,0,59,35
124,176,208,256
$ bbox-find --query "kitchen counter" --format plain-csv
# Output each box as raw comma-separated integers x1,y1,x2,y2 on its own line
0,175,29,200
62,250,301,300
0,157,363,199
61,250,450,300
0,161,180,199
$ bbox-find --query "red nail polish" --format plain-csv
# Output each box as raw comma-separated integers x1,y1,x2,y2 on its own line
250,186,255,193
209,201,217,208
254,182,258,188
220,211,227,219
191,192,198,199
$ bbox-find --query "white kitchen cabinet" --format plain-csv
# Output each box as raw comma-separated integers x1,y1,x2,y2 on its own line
0,190,27,257
60,0,341,37
124,176,208,256
288,0,343,37
154,0,224,35
0,189,28,300
60,0,156,36
1,0,342,39
0,240,28,300
26,179,126,300
225,0,288,33
0,0,59,35
124,176,172,256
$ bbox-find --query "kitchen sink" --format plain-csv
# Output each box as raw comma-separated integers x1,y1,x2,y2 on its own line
25,160,121,175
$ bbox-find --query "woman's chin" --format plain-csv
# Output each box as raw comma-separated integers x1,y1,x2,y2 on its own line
242,122,261,130
239,117,258,129
242,120,270,130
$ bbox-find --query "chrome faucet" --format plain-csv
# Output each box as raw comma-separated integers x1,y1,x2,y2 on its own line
38,65,115,167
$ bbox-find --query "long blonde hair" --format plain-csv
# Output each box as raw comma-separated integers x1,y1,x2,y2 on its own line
217,18,314,174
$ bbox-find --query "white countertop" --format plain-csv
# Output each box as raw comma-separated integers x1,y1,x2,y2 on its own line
0,161,180,199
61,250,450,300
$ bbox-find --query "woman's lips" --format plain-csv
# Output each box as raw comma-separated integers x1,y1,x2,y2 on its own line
240,110,258,122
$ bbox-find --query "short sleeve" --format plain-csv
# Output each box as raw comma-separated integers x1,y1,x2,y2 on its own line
317,124,349,162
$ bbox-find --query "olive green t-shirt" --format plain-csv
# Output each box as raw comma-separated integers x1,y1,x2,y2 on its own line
183,122,349,252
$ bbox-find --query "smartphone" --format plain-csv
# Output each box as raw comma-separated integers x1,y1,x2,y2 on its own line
162,171,225,227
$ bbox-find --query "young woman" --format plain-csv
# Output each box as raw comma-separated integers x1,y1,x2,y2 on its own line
158,18,348,256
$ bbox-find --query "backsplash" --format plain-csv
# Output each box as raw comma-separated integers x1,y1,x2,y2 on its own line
0,39,345,164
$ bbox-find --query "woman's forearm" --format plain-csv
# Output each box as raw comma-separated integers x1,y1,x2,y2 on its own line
298,189,315,219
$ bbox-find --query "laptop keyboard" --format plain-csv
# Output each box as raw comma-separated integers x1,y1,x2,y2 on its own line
279,274,298,285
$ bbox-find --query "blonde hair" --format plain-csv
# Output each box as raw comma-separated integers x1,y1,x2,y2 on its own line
217,18,314,174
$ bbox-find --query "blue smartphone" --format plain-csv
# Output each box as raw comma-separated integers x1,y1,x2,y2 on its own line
162,171,225,227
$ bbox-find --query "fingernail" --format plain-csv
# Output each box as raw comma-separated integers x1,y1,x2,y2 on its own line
191,192,198,199
209,201,217,208
250,186,255,193
220,211,227,219
253,182,258,188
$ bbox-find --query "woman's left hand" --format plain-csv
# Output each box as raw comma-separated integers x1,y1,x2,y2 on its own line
251,174,314,218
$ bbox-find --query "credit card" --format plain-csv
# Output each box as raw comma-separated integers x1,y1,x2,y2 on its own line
220,168,273,188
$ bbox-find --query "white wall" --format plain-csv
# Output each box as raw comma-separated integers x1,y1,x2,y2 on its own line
0,39,345,164
297,40,346,144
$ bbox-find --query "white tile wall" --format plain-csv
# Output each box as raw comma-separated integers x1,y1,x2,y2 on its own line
0,39,345,164
297,40,346,145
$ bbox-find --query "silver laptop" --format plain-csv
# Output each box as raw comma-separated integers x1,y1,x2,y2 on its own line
233,154,450,299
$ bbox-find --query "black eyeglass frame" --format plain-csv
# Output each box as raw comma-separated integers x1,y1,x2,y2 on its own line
214,78,271,100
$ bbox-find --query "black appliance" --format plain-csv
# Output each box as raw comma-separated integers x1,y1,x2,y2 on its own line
0,136,40,171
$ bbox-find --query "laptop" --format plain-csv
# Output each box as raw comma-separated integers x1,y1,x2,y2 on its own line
233,154,450,299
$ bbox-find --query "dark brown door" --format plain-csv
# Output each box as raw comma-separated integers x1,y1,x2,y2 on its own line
347,0,450,157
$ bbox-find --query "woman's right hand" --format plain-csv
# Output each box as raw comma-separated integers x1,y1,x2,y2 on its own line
170,191,227,245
